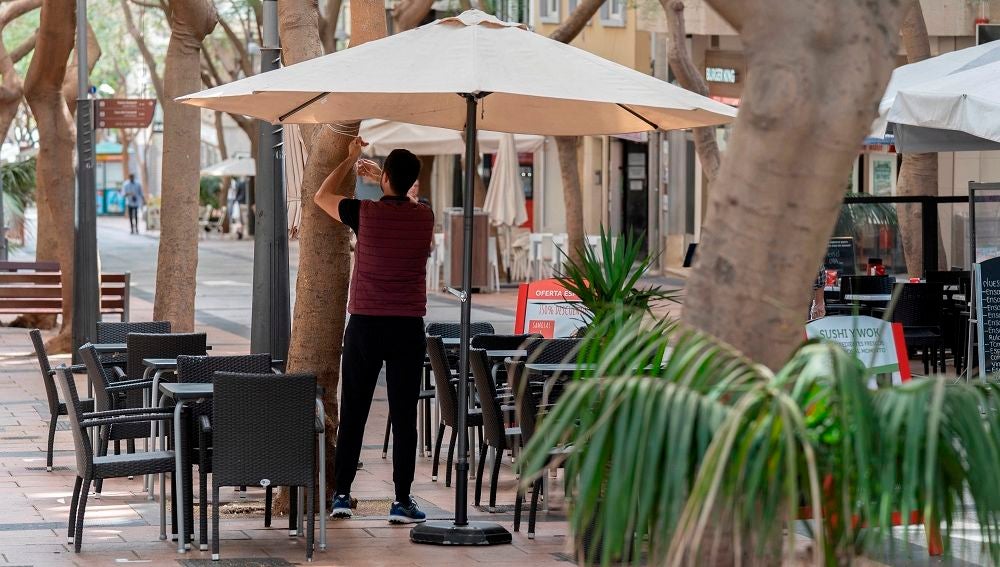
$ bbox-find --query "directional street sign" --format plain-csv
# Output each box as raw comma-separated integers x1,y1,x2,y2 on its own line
94,99,156,129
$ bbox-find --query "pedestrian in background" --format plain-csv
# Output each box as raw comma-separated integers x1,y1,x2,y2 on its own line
121,174,144,234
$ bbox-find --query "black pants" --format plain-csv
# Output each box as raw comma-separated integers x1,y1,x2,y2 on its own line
334,314,425,502
127,206,139,232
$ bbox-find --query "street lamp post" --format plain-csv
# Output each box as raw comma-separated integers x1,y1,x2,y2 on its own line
72,0,99,363
250,0,291,361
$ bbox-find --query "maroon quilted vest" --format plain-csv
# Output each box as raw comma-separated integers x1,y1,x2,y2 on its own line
348,198,434,317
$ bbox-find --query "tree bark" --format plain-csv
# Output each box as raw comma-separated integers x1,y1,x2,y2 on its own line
393,0,434,32
278,0,387,510
0,0,40,144
152,0,217,331
682,0,914,368
662,0,721,185
549,0,606,263
319,0,342,52
896,0,939,277
24,0,76,348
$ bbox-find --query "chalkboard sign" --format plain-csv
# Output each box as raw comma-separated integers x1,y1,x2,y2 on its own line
824,237,857,276
976,256,1000,377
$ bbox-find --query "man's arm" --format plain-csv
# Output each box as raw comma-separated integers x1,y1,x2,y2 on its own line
314,137,367,223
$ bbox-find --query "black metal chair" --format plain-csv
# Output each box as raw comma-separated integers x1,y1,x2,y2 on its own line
207,372,318,562
29,330,94,471
526,338,583,364
426,335,483,486
176,353,277,550
426,321,496,339
95,321,171,367
54,365,176,552
891,282,947,374
470,348,521,512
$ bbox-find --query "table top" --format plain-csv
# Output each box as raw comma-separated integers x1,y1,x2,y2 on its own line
486,349,527,358
143,358,178,370
843,294,892,302
92,343,126,353
524,363,592,373
159,382,213,400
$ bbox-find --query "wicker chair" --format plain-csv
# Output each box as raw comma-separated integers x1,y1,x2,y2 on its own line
96,321,171,367
427,335,484,486
470,348,521,511
526,338,583,365
207,372,318,562
176,353,276,550
891,282,947,374
54,365,176,552
426,321,496,338
29,330,94,471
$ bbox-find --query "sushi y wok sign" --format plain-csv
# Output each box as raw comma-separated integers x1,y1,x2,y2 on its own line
805,315,911,386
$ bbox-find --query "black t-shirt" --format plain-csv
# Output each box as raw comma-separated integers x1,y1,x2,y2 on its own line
338,195,431,235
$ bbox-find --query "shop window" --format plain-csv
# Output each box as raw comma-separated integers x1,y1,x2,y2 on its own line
600,0,626,27
539,0,559,23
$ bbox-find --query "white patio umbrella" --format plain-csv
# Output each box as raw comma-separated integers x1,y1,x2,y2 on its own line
870,41,1000,151
179,9,736,545
200,156,256,177
483,134,528,279
361,119,544,155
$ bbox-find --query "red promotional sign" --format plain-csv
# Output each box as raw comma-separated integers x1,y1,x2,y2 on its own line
514,279,587,338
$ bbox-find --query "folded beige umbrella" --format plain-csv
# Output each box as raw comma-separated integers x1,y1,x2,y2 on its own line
178,9,736,545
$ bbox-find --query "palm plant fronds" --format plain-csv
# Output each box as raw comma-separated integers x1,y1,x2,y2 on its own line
556,226,679,330
834,192,897,238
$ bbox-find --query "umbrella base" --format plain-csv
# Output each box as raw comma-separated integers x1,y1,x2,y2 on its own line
410,520,512,546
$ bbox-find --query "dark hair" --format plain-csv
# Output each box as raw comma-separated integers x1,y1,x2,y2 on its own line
382,149,421,195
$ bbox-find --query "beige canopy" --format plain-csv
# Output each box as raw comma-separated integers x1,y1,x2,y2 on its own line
179,11,736,136
360,119,544,155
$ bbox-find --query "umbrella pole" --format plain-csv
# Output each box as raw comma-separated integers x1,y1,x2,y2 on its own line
411,94,512,546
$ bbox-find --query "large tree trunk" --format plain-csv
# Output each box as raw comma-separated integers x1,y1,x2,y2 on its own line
152,0,217,331
682,0,913,368
0,0,40,139
662,0,721,185
896,0,940,277
23,0,76,349
549,0,608,263
278,0,387,511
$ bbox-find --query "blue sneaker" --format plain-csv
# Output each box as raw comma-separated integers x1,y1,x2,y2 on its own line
388,497,426,524
330,494,353,518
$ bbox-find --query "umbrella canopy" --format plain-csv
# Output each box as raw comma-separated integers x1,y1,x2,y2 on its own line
871,41,1000,152
361,119,544,155
179,11,736,135
201,156,256,177
483,134,527,228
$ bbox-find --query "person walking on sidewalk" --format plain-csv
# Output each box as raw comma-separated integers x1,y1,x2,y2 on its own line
314,137,433,524
122,174,145,234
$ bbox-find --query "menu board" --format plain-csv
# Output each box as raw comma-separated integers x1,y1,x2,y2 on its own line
976,256,1000,377
824,237,857,276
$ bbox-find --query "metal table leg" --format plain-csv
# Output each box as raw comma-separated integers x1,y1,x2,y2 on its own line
316,398,326,551
173,400,188,553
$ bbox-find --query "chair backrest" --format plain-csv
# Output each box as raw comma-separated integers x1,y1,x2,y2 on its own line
526,338,583,364
176,354,273,384
53,366,93,475
470,348,508,449
425,321,495,339
426,336,459,428
79,343,119,413
507,360,540,443
29,329,60,416
96,321,171,343
891,283,944,327
126,332,207,381
840,275,893,297
211,372,316,488
470,333,542,351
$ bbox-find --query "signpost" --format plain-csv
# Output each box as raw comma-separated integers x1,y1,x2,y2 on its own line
94,99,156,129
514,279,588,338
806,315,911,386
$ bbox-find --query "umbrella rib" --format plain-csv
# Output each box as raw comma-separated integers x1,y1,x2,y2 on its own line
617,103,660,130
279,92,331,123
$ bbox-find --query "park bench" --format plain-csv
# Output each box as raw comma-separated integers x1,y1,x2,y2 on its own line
0,261,130,321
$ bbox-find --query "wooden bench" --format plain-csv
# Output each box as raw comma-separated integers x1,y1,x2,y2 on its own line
0,261,130,321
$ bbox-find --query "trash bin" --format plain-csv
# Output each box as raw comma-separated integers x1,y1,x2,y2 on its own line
443,207,489,290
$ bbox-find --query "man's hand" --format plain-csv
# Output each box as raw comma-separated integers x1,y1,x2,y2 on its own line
357,159,382,183
348,136,368,161
406,185,419,203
